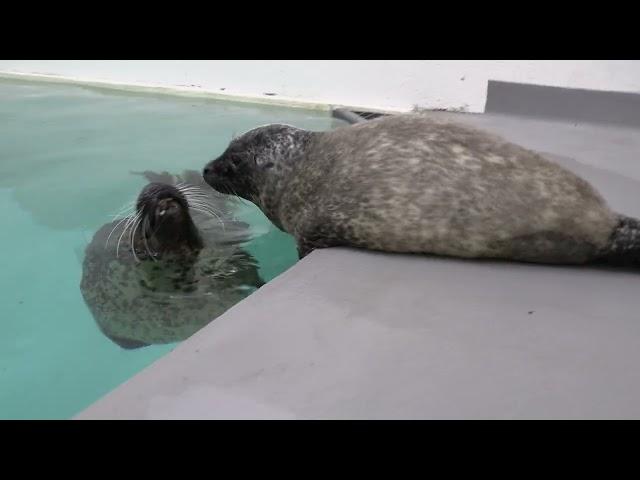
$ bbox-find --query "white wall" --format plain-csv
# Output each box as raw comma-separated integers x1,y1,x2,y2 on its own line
1,60,639,113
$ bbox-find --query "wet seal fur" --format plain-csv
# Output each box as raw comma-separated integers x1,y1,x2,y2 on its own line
203,113,640,268
80,170,264,349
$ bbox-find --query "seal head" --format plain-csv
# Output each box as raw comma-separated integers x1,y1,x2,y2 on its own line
136,182,203,255
203,125,312,227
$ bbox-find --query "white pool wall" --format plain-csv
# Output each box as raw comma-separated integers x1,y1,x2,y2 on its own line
1,60,639,113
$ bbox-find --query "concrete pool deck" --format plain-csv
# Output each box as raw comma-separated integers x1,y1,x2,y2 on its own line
76,83,640,419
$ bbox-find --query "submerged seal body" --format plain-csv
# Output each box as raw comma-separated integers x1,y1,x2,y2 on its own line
202,113,640,267
80,170,264,349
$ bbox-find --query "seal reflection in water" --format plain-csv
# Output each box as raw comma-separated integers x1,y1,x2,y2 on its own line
203,113,640,268
80,170,264,349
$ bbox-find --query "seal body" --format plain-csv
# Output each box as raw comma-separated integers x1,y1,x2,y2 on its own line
203,114,640,267
80,170,264,349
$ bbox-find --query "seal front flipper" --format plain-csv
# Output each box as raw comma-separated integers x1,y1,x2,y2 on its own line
297,247,309,259
109,336,151,350
297,241,315,259
296,234,342,259
295,213,348,259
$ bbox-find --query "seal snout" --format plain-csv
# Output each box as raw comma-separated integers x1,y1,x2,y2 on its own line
203,157,234,178
202,161,216,185
137,182,189,224
156,197,179,219
134,182,203,252
203,158,235,195
202,163,217,189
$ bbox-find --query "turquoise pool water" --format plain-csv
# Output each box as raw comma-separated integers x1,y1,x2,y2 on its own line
0,79,343,419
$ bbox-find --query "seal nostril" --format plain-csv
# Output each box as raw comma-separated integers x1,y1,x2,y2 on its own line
203,166,210,176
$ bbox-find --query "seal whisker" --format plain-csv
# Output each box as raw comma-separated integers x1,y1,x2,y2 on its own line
141,216,157,262
130,214,143,263
176,184,208,193
180,188,212,196
189,206,213,216
182,191,230,216
184,194,226,212
193,179,243,207
116,212,141,258
116,212,139,258
181,190,215,200
189,203,224,220
188,203,227,231
105,214,133,249
109,205,135,218
227,184,246,207
186,197,224,211
109,212,134,219
175,184,203,195
109,199,137,219
182,190,223,204
188,199,219,211
177,185,229,205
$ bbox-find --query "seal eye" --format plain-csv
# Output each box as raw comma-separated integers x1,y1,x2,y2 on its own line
253,154,271,167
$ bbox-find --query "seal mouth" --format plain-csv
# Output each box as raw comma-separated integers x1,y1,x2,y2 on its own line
203,160,254,202
206,179,234,196
154,197,181,221
133,183,203,257
202,163,227,193
137,184,189,228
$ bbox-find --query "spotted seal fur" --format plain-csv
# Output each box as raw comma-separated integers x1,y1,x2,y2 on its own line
80,170,264,349
202,113,640,269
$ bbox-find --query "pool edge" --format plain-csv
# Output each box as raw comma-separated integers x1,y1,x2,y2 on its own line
0,71,406,116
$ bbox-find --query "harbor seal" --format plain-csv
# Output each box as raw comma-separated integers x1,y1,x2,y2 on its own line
202,113,640,268
80,170,264,349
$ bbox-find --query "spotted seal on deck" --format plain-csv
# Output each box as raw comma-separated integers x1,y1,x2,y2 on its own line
202,113,640,268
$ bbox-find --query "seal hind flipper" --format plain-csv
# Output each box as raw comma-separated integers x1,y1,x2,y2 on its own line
130,170,177,185
597,215,640,267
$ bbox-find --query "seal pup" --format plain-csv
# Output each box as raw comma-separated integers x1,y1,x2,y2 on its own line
202,113,640,268
80,170,264,349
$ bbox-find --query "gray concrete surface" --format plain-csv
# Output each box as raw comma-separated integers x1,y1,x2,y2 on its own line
76,90,640,420
486,80,640,128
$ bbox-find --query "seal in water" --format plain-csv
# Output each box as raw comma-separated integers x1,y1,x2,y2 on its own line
202,113,640,267
80,170,264,349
